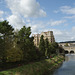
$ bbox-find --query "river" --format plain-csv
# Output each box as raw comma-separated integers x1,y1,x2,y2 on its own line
52,54,75,75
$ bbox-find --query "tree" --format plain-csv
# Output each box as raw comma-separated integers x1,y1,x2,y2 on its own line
64,43,69,47
48,43,54,56
6,47,23,62
58,46,64,54
39,35,45,57
0,20,14,36
45,38,49,57
18,26,36,61
0,36,4,59
0,20,14,62
52,42,59,54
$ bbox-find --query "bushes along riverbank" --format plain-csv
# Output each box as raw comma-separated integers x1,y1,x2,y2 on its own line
0,55,64,75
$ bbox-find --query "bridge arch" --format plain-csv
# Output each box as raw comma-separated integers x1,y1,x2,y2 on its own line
70,50,74,54
65,50,69,54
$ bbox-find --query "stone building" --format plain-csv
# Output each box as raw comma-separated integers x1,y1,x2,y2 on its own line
32,31,55,47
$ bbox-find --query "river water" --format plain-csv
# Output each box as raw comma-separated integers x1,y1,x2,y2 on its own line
53,54,75,75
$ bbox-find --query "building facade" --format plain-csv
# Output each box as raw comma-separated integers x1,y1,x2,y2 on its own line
32,31,55,47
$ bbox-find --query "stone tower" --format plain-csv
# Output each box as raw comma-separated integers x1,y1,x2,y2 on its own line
32,31,55,47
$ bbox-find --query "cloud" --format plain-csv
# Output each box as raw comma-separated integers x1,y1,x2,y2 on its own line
7,15,25,29
0,18,4,21
60,6,75,15
27,21,45,34
72,26,75,32
6,0,46,18
54,10,59,13
64,15,75,19
0,10,4,17
55,6,75,19
26,19,31,23
48,20,66,26
49,29,75,42
26,20,74,42
28,20,75,42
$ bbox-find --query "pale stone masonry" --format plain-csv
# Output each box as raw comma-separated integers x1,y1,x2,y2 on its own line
58,42,75,53
32,31,55,47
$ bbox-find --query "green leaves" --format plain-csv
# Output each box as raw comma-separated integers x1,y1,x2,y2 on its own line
0,20,14,62
0,20,14,35
18,26,36,61
39,35,45,56
6,47,23,62
39,35,60,57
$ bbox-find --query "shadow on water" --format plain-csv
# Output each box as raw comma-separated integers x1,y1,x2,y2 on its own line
52,54,75,75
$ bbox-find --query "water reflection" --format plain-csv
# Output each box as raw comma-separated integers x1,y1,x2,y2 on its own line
53,54,75,75
65,54,75,61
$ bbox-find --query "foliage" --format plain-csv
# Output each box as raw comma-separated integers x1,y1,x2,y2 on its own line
0,56,64,75
51,42,59,54
58,46,64,53
6,47,23,62
48,43,55,56
0,20,14,36
0,20,63,64
0,20,14,62
64,43,69,46
39,35,45,57
18,26,37,61
45,38,49,57
0,37,4,59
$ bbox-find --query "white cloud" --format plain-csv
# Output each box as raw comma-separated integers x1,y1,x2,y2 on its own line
6,0,46,18
26,20,73,42
54,10,59,13
60,6,75,15
0,18,4,21
50,29,75,42
54,5,75,20
22,20,75,42
48,20,66,26
64,15,75,19
0,10,4,17
7,15,25,29
72,26,75,32
27,21,45,34
26,19,31,23
31,25,39,33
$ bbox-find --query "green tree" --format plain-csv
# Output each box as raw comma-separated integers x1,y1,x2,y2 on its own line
45,38,49,57
58,46,64,54
52,42,59,55
48,43,54,56
6,47,23,62
18,26,36,61
0,20,14,36
0,36,4,59
0,20,14,62
6,29,24,62
39,35,45,57
64,43,69,47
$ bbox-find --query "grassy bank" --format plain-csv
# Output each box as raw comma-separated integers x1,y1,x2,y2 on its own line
0,55,64,75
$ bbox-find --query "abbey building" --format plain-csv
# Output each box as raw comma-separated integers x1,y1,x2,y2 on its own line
32,31,55,47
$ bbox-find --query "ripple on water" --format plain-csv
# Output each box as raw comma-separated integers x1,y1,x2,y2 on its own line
53,54,75,75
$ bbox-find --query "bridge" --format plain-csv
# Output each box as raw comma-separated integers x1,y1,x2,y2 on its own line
58,42,75,54
63,46,75,53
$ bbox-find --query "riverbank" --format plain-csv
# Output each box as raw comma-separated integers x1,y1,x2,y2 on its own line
0,55,64,75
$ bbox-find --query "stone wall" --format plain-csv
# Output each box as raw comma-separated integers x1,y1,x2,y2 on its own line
33,31,55,47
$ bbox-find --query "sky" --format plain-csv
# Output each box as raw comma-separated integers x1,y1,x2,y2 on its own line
0,0,75,42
